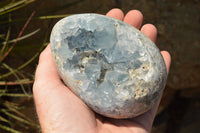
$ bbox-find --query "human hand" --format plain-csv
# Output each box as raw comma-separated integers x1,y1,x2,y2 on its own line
33,8,171,133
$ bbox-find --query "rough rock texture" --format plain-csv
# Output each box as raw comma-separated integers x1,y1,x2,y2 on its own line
50,14,167,118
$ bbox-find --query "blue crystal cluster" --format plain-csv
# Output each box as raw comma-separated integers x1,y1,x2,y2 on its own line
50,14,167,118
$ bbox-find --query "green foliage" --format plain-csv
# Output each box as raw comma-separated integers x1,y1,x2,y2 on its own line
0,1,41,132
0,0,35,16
0,0,54,132
0,0,74,132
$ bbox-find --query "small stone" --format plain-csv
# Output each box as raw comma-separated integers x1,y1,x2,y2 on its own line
50,14,167,119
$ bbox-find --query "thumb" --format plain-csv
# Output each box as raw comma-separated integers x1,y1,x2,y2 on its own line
33,44,96,132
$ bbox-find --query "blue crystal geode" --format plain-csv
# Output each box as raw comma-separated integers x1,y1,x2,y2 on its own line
50,14,167,118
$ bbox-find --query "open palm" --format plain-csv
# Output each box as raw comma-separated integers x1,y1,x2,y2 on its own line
33,8,171,133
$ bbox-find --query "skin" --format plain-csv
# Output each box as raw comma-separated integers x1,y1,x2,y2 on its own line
33,8,171,133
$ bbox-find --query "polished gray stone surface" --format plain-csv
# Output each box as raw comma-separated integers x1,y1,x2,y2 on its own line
50,14,167,118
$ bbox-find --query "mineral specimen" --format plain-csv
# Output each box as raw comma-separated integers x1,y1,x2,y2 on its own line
50,14,167,119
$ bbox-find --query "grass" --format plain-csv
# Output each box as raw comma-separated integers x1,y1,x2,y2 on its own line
0,0,74,132
0,1,41,132
0,0,35,16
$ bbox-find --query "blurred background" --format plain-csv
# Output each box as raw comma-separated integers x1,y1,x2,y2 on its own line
0,0,199,132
